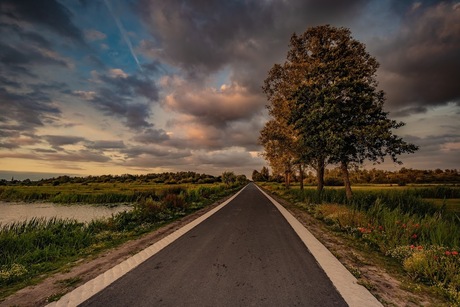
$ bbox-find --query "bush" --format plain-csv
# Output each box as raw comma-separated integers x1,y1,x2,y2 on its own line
162,193,187,211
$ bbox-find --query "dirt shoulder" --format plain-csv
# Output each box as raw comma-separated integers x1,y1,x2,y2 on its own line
264,190,448,307
0,197,231,307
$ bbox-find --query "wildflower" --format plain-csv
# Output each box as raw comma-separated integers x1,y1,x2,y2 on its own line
452,251,458,256
402,223,406,229
414,223,420,228
434,256,438,260
410,245,415,249
411,234,418,239
378,226,384,231
445,251,451,256
417,246,423,250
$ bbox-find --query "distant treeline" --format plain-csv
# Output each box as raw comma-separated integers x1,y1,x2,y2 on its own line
1,172,223,186
253,167,460,185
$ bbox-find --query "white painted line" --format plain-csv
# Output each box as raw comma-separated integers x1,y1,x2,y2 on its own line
256,185,383,307
47,186,247,307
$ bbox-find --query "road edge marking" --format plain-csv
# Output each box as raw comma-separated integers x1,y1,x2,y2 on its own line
256,185,383,307
48,185,248,307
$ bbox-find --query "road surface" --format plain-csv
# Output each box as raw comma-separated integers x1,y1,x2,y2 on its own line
81,183,347,306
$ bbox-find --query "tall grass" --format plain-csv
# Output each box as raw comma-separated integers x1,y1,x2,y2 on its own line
0,218,92,286
312,202,460,303
289,188,445,216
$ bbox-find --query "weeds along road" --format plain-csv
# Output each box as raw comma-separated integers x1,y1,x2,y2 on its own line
79,183,348,306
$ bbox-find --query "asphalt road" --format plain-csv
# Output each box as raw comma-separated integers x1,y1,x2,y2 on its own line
80,183,347,307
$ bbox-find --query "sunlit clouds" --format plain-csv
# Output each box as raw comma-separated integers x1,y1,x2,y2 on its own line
1,0,459,179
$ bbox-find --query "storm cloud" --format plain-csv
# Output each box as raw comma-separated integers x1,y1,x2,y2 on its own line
376,1,460,114
73,69,159,130
0,0,85,44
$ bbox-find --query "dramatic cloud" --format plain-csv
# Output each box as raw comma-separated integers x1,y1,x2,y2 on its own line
44,135,86,150
0,88,61,135
163,79,263,128
0,0,85,44
136,0,368,94
1,0,458,178
133,128,169,144
375,2,460,114
85,140,126,150
45,150,112,163
73,69,159,130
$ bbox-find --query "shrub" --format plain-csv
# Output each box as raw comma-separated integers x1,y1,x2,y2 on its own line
132,197,165,223
162,193,187,211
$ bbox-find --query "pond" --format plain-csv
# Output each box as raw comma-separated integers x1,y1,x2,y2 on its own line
0,202,132,225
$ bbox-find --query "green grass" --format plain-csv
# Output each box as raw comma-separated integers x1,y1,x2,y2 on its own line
258,182,460,214
428,199,460,214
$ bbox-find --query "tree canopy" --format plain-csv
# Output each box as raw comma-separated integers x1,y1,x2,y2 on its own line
261,25,418,198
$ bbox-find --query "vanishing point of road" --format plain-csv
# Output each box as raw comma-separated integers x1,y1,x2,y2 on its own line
52,183,382,307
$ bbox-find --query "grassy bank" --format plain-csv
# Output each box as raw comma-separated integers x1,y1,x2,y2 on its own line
0,182,226,204
259,183,460,304
0,183,244,300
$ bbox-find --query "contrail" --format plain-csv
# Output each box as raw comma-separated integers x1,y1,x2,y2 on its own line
104,0,142,71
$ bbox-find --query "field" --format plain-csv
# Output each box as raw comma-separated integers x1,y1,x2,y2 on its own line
0,181,246,300
0,182,225,204
259,182,460,304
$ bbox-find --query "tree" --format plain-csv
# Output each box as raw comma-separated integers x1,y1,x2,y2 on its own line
260,166,270,181
262,29,329,192
289,25,418,199
259,119,297,188
252,167,270,182
252,170,262,181
221,171,236,186
236,174,248,185
262,25,418,198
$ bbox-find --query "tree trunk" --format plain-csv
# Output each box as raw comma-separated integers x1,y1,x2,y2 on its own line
299,164,304,190
316,158,325,193
340,161,353,200
285,170,291,189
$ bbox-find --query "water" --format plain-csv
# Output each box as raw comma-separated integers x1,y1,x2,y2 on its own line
0,202,132,225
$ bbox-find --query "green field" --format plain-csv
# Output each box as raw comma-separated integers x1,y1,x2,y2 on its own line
260,182,460,213
0,182,224,204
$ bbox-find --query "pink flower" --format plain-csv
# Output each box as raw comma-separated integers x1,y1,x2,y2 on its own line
452,251,458,256
445,251,451,256
411,234,418,239
417,246,423,250
410,245,415,249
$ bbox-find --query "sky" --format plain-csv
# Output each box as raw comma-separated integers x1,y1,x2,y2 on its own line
0,0,459,180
